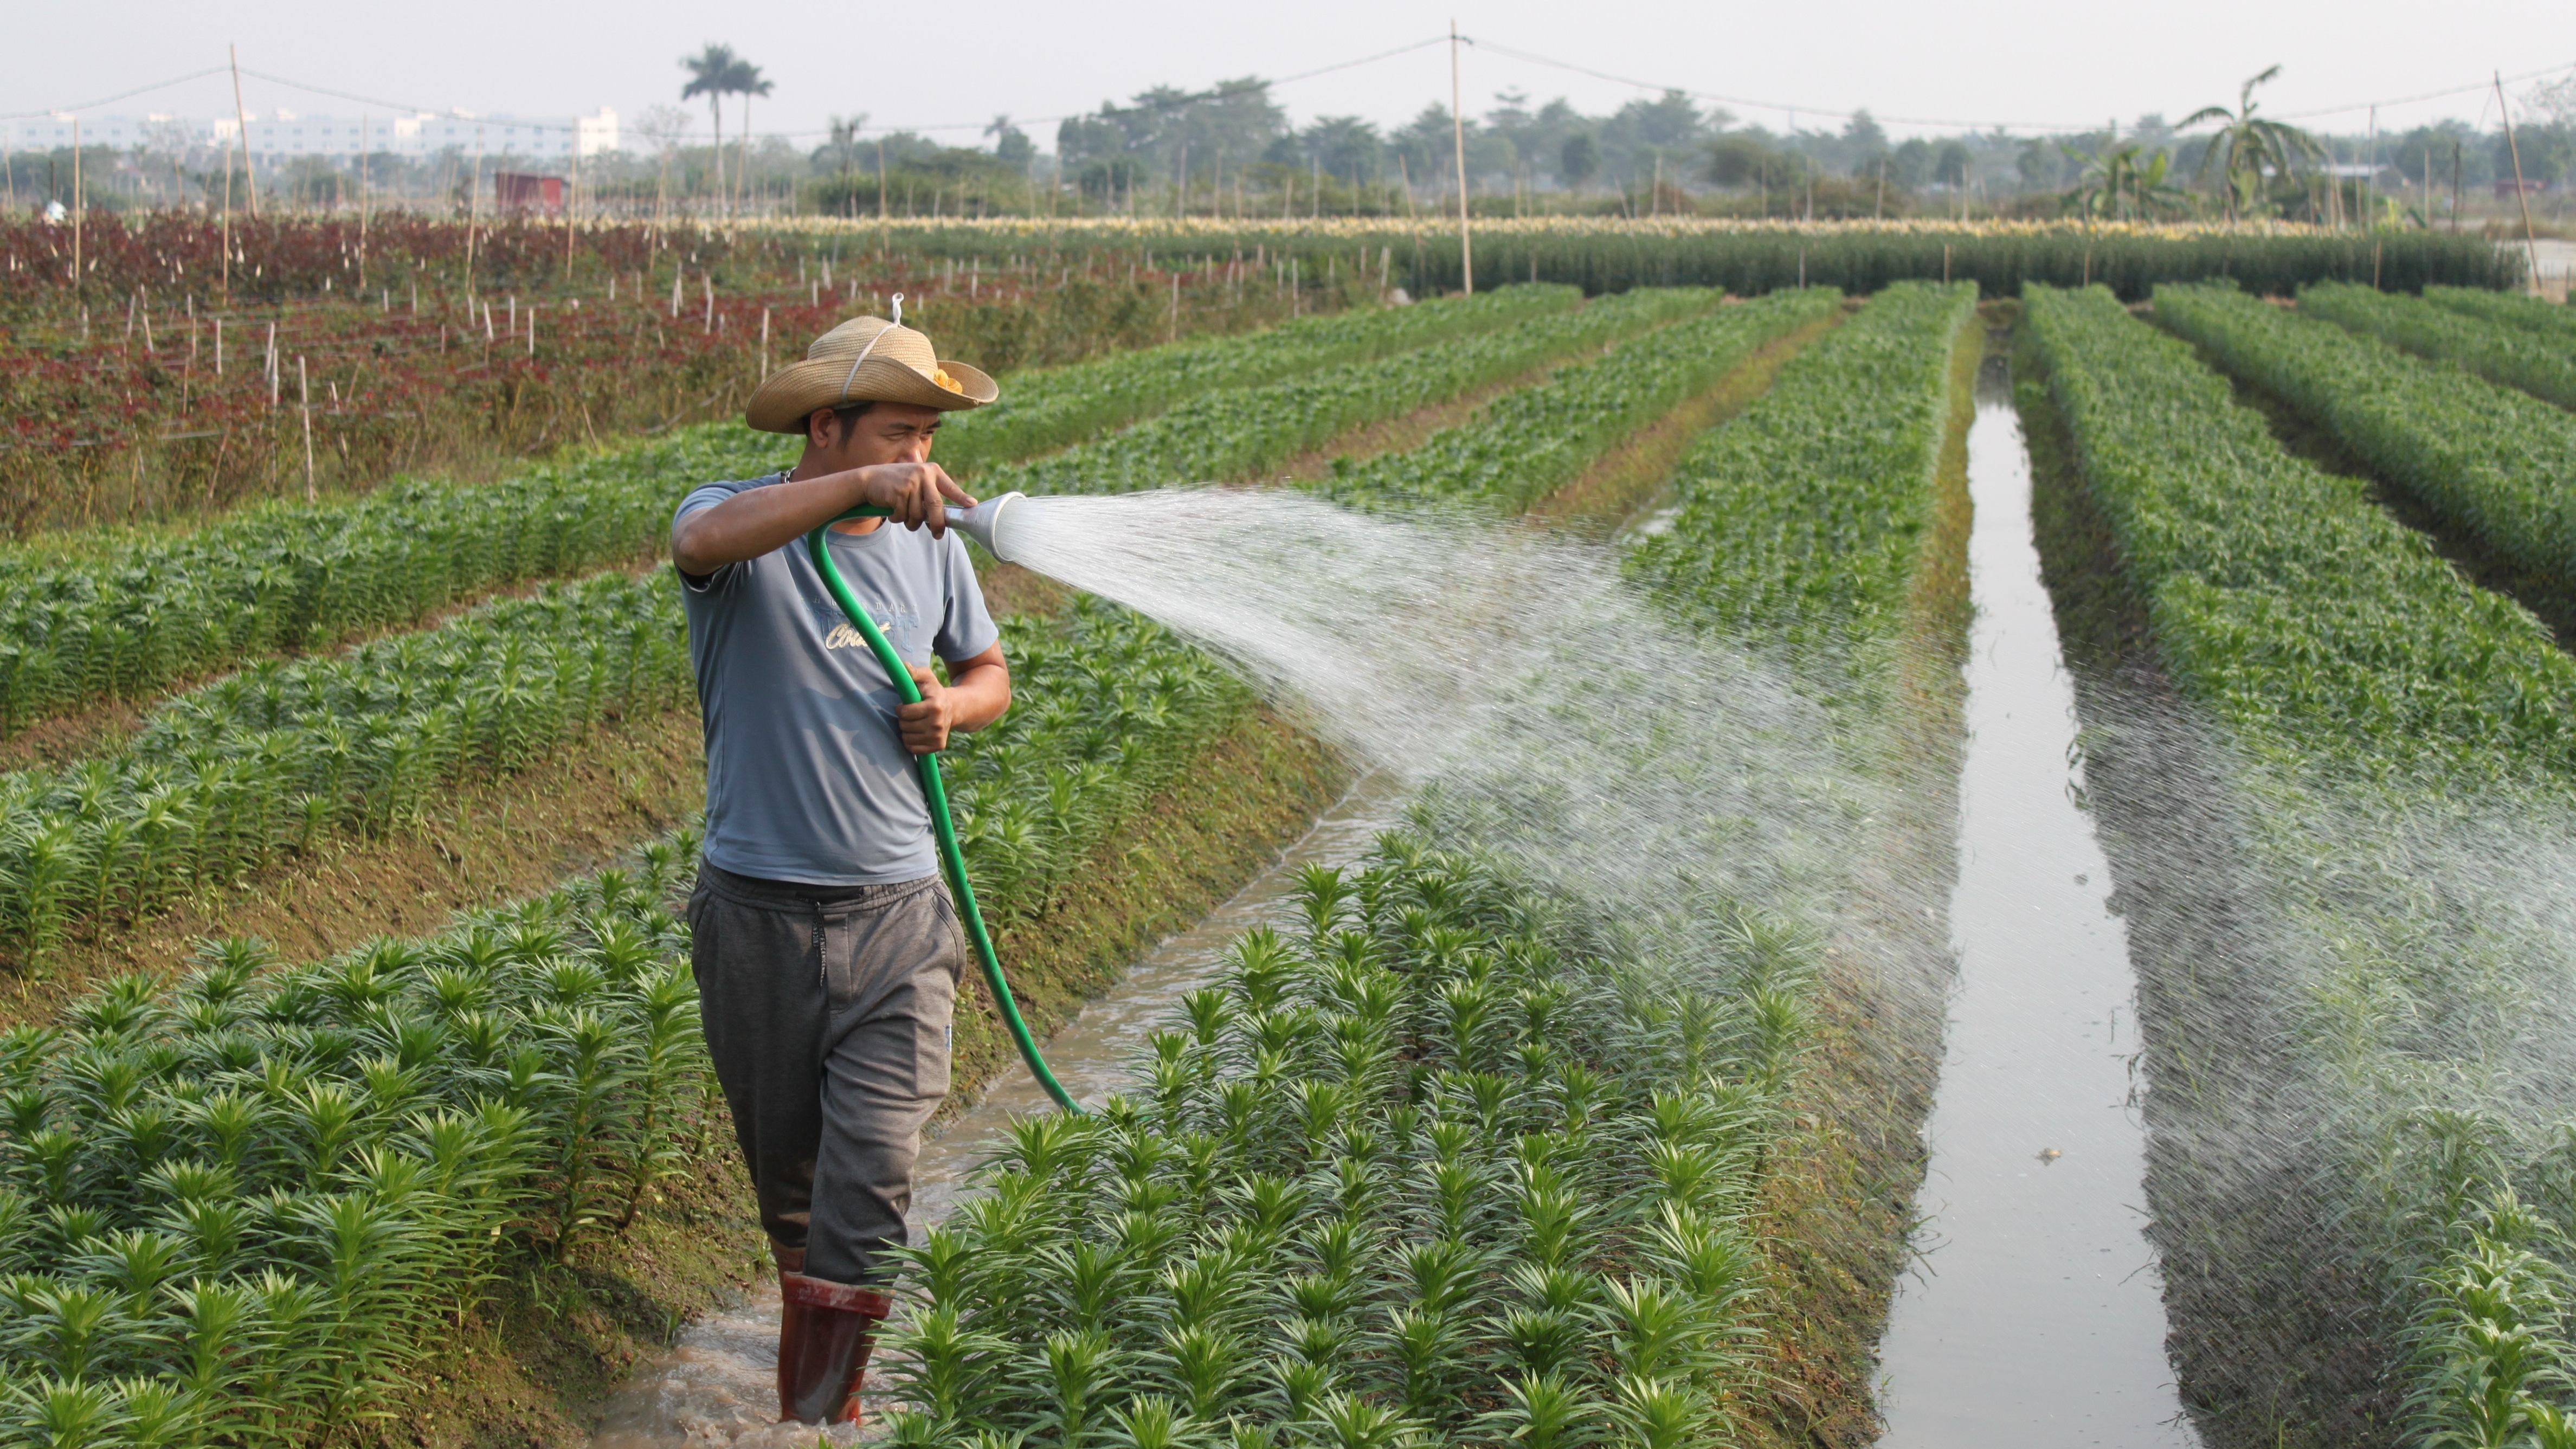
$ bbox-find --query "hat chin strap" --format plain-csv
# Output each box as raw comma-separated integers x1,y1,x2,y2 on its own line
834,294,907,405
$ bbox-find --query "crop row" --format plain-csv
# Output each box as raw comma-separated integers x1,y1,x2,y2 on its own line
0,835,710,1444
2296,281,2576,414
980,286,1727,497
937,286,1577,473
2424,284,2576,345
0,291,1523,735
1631,280,1978,659
2023,284,2576,1442
1315,287,1843,514
0,563,1244,973
878,840,1794,1447
2155,282,2576,608
884,285,1980,1446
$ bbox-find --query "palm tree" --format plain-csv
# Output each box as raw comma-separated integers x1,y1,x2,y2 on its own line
2181,66,2323,224
2060,143,2189,222
679,43,739,214
728,58,773,214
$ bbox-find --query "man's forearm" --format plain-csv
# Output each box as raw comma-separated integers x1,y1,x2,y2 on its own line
945,663,1011,733
673,471,872,575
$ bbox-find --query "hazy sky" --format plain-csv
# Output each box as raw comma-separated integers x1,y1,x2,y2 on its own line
8,0,2568,146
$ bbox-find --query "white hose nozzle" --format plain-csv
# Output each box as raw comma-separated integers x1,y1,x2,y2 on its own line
945,491,1028,563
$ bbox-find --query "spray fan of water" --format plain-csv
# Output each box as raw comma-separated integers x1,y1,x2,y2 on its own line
1001,487,1920,995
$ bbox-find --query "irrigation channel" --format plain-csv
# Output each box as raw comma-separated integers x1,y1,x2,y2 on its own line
590,775,1409,1449
1873,358,2193,1447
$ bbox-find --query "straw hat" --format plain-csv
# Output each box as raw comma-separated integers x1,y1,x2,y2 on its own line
744,299,998,433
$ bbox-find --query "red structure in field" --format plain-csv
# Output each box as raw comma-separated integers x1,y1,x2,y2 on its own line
494,172,565,213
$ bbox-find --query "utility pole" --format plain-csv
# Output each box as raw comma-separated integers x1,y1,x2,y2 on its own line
358,113,369,288
2497,73,2544,294
1450,18,1472,295
230,44,257,218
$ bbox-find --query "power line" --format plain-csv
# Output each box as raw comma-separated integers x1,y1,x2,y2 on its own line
10,40,2571,149
0,68,230,121
1466,35,2576,135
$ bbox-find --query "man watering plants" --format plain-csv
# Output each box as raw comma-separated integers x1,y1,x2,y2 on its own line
668,308,1004,1428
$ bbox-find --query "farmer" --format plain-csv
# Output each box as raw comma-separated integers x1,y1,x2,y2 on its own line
668,309,1006,1427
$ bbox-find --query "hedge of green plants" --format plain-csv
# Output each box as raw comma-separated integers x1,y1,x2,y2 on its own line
980,287,1725,498
2156,281,2576,597
2298,280,2576,414
0,584,1243,974
937,287,1577,473
860,222,2516,304
1317,288,1843,514
2026,282,2576,1445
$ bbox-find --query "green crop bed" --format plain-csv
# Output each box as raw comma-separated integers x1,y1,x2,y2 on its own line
1633,281,1976,673
0,580,1242,975
2297,281,2576,414
2426,284,2576,346
0,281,1980,1446
2155,282,2576,599
935,286,1579,474
877,282,1978,1447
1316,287,1843,514
2026,283,2576,1444
0,290,1559,737
979,287,1725,498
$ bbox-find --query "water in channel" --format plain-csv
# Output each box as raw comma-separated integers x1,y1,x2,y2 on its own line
588,775,1407,1449
1871,359,2195,1447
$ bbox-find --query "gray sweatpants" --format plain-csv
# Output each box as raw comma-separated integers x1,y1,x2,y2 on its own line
686,864,964,1287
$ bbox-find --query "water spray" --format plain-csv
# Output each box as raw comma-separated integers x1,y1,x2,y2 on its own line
804,494,1075,1113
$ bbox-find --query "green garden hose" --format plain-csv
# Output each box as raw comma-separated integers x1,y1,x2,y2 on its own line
805,508,1081,1114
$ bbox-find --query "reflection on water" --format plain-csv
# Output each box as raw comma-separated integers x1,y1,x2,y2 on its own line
1872,362,2195,1448
587,774,1405,1448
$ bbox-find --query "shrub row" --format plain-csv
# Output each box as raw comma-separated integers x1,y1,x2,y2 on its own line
2155,281,2576,606
2024,283,2576,1442
1316,287,1844,513
2297,280,2576,414
0,292,1538,735
979,287,1727,497
854,221,2518,304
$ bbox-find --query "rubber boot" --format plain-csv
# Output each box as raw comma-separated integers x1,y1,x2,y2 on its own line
776,1256,893,1426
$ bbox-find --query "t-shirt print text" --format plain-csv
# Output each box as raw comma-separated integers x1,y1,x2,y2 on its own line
819,601,921,651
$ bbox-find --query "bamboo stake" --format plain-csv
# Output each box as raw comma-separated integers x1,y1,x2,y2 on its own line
230,45,257,219
2498,74,2545,295
69,117,81,294
463,124,485,293
358,114,369,288
565,130,579,279
297,356,314,499
1450,19,1472,295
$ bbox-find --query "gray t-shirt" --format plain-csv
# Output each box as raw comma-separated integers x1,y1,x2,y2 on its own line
675,471,1000,885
